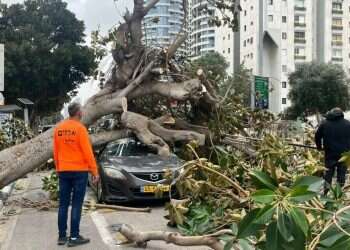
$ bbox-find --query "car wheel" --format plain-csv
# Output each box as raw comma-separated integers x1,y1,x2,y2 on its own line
97,179,105,203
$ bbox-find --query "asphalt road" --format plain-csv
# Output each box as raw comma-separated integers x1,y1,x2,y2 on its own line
0,173,208,250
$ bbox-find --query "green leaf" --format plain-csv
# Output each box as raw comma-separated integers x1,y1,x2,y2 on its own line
327,236,350,250
237,208,264,238
277,212,294,242
238,239,255,250
266,221,281,250
320,224,350,247
250,170,278,191
251,189,276,204
292,176,323,192
289,207,309,237
288,185,316,203
230,223,238,235
253,204,276,225
224,240,234,250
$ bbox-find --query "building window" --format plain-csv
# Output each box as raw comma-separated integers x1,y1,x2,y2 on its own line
228,48,231,54
282,65,287,72
295,15,305,24
282,98,287,104
244,10,247,16
295,47,305,56
251,37,253,44
228,34,230,40
244,41,246,47
251,21,254,26
251,6,253,10
223,50,225,54
282,32,287,39
295,31,305,39
332,34,342,41
244,25,247,31
268,0,273,5
250,53,253,58
332,48,342,58
282,16,287,23
295,0,305,7
268,15,273,22
282,82,287,88
332,2,342,10
332,18,342,26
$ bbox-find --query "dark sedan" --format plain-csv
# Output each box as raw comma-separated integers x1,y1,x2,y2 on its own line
89,138,182,203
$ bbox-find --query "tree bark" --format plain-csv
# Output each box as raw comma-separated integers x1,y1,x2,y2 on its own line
118,224,226,250
0,0,213,189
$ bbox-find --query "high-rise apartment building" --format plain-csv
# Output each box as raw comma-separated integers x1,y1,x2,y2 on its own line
317,0,350,72
189,0,235,74
143,0,187,55
237,0,350,113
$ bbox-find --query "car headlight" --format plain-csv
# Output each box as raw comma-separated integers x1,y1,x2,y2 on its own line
104,168,126,180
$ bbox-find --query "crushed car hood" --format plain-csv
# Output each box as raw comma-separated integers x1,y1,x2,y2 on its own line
102,155,182,173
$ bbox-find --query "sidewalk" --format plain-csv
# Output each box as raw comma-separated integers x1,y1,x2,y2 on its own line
0,173,109,250
0,172,209,250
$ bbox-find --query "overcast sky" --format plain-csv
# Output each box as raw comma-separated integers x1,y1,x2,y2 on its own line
3,0,133,41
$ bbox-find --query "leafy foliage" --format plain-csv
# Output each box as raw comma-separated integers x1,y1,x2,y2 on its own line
287,63,350,118
0,118,33,150
166,131,350,249
42,171,59,201
0,0,97,117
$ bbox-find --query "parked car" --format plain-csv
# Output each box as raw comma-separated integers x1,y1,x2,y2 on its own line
89,138,183,203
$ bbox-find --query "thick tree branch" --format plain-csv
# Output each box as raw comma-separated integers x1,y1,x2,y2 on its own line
129,79,203,101
119,224,225,250
148,120,205,146
121,111,170,156
118,61,156,97
0,129,129,188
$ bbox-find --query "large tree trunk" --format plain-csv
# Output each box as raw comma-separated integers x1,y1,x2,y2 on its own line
0,0,215,189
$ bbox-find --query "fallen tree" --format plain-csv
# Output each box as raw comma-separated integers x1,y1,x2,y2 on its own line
0,0,220,188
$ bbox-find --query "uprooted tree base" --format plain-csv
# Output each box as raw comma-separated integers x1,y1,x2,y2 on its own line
0,0,220,188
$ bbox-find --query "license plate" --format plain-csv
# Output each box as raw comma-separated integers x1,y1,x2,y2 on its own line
141,185,170,193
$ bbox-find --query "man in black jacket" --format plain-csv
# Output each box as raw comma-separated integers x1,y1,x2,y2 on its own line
315,108,350,194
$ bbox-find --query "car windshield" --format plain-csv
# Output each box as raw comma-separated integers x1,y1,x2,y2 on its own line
104,140,156,157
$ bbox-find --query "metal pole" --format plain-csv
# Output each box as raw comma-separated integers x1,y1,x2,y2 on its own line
24,106,29,127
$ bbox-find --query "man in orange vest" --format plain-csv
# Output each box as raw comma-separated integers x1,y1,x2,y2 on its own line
53,102,100,247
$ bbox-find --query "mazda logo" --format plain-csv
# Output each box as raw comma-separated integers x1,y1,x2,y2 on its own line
150,173,160,181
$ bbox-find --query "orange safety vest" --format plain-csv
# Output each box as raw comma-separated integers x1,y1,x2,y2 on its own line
53,119,98,176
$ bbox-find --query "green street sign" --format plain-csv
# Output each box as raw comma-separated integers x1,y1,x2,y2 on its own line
254,76,269,109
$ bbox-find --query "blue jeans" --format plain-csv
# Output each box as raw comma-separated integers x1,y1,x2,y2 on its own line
58,172,88,238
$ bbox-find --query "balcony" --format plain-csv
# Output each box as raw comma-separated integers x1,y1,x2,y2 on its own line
294,55,306,60
332,57,343,62
294,6,306,11
294,38,306,44
332,41,343,46
332,9,343,15
294,22,306,27
332,25,343,30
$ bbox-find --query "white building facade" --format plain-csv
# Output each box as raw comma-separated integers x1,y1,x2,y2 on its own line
237,0,350,114
189,0,235,74
143,0,187,55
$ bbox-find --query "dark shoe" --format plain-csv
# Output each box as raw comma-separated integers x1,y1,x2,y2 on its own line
57,236,67,245
67,235,90,247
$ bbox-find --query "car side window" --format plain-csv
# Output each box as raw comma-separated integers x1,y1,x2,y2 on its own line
103,142,122,157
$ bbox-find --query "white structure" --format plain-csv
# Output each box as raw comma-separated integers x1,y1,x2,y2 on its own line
317,0,350,73
0,44,4,105
143,0,187,55
189,0,235,74
235,0,350,114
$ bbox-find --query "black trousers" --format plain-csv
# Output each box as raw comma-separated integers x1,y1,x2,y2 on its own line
324,161,347,192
